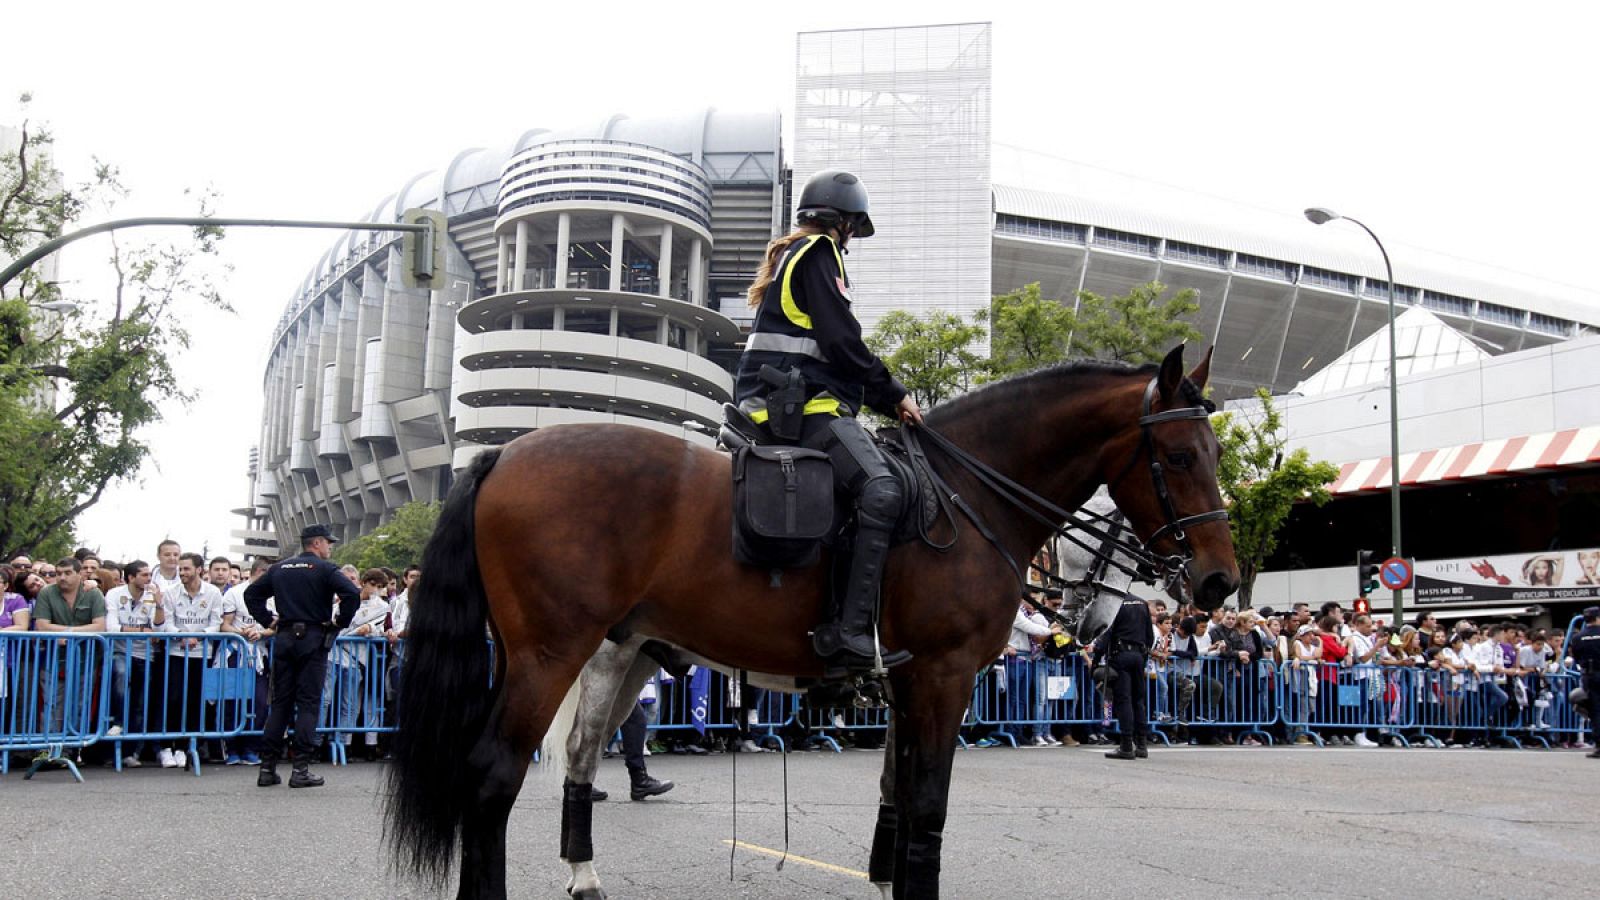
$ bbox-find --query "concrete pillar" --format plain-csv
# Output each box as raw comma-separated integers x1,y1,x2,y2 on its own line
555,212,571,289
495,233,508,293
688,238,703,305
553,307,565,331
511,313,525,329
513,221,528,292
610,214,626,292
657,315,669,344
609,306,619,337
658,223,673,299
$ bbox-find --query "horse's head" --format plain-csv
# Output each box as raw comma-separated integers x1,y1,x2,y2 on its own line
1102,344,1239,611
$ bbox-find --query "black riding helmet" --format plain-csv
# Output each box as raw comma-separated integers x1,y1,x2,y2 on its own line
795,169,875,238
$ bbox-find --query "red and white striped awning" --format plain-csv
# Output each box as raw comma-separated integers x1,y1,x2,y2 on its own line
1328,426,1600,495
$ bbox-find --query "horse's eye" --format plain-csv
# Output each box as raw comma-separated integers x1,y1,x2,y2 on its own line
1166,450,1194,470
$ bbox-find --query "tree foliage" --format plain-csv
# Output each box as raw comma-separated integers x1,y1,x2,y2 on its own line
1214,389,1341,607
866,309,988,410
1062,281,1204,364
985,282,1075,380
331,501,441,572
0,96,230,558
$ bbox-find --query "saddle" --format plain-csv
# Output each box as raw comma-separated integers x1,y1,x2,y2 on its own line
721,405,932,571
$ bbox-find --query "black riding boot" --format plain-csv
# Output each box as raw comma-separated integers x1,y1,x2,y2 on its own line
289,761,324,788
814,519,911,675
1134,734,1149,759
257,763,281,787
1105,738,1137,761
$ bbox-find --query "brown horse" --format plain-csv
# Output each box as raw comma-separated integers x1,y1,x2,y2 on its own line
385,344,1239,900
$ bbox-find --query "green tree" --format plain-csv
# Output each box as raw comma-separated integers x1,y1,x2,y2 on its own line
985,282,1075,380
1214,388,1341,607
866,309,988,409
0,97,229,558
332,501,441,571
1064,281,1204,364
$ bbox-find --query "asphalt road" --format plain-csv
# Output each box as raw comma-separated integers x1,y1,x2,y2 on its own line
4,744,1597,899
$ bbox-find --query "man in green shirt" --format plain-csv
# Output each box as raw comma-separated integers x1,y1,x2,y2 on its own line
31,557,106,731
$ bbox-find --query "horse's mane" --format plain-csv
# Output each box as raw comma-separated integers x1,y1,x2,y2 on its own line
925,358,1160,428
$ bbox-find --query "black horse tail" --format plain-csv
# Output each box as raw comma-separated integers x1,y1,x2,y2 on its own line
385,446,503,888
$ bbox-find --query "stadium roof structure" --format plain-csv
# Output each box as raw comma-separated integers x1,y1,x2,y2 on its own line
1294,307,1489,396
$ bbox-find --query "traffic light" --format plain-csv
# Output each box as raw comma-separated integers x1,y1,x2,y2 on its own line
401,208,447,290
1353,596,1371,617
1356,549,1381,597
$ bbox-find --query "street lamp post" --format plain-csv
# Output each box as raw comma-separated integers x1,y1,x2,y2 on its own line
1305,207,1404,628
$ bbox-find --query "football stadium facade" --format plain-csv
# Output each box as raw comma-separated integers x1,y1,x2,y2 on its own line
236,22,1599,554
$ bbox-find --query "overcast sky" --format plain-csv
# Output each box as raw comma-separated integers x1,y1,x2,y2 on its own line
5,0,1596,563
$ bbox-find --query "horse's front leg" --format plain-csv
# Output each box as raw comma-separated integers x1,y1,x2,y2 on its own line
869,717,898,900
564,637,657,900
889,667,971,900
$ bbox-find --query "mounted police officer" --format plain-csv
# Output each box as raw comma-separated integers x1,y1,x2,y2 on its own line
734,169,923,676
1572,605,1600,759
245,524,361,788
1093,595,1154,760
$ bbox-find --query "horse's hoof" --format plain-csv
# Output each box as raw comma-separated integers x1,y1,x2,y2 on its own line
570,889,607,900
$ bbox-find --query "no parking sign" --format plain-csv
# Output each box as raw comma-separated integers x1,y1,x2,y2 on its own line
1379,557,1413,591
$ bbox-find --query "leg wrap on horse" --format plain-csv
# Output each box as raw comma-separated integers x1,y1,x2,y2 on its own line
904,830,944,898
561,779,595,863
868,803,898,884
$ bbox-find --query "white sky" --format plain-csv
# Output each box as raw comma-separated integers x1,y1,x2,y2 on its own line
5,0,1597,563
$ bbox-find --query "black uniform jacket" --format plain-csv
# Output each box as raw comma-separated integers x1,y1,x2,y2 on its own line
1095,598,1154,666
244,552,361,630
734,233,907,419
1573,624,1600,675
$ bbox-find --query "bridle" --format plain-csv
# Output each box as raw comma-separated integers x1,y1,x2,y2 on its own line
900,374,1229,625
1104,378,1231,567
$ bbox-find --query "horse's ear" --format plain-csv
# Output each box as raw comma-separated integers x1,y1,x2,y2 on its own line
1188,345,1215,391
1158,343,1186,400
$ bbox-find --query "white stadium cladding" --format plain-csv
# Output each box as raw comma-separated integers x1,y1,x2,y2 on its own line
235,24,1599,556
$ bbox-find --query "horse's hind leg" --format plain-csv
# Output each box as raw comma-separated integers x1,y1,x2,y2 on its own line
457,656,587,900
564,637,658,900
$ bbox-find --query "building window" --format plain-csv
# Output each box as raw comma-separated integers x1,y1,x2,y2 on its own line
994,214,1086,244
1301,266,1358,293
1235,253,1294,281
1164,240,1227,269
1422,290,1473,316
1477,301,1525,327
1092,227,1157,257
1528,312,1570,336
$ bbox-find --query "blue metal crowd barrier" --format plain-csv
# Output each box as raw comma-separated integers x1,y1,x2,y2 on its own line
1278,662,1417,747
318,636,396,765
99,633,255,775
0,633,107,781
967,656,1106,747
1151,656,1281,745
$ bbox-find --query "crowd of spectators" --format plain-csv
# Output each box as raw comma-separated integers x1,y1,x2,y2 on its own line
4,544,1593,767
981,593,1590,751
1,544,418,770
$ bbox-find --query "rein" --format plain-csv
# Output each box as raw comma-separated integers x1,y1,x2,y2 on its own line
898,375,1228,623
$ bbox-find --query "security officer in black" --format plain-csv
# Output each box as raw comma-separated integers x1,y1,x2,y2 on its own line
734,169,923,676
1571,606,1600,759
245,524,360,787
1092,596,1154,760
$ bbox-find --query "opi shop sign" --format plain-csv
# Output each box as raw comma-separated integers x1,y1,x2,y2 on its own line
1412,549,1600,605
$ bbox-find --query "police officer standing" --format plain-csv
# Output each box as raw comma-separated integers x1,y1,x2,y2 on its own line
245,524,360,788
1571,606,1600,759
1093,595,1154,760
